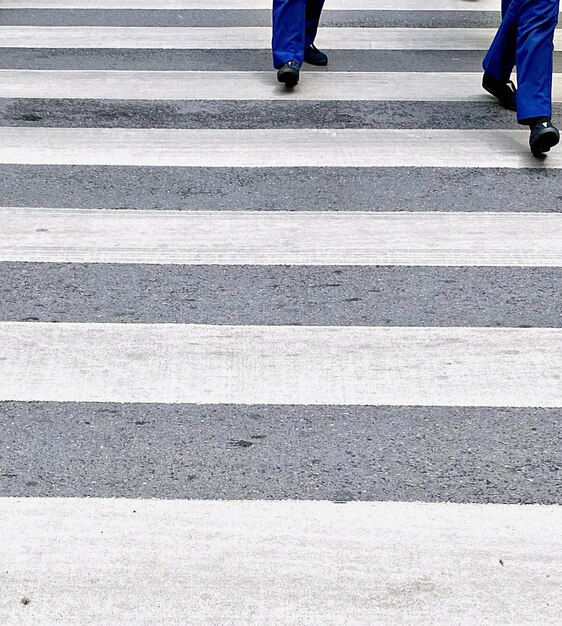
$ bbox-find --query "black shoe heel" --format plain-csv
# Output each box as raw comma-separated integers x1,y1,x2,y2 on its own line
530,126,560,156
277,62,300,88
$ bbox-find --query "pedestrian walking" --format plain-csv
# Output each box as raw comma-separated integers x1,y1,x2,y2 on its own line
272,0,328,88
482,0,560,156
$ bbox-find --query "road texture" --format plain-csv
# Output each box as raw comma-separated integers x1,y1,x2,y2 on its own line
0,1,561,623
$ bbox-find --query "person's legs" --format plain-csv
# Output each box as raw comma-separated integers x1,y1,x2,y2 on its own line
272,0,306,69
515,0,560,122
305,0,325,47
483,0,519,81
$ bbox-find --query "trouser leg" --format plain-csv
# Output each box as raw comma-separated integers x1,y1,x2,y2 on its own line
305,0,326,46
272,0,307,68
515,0,559,121
483,0,519,81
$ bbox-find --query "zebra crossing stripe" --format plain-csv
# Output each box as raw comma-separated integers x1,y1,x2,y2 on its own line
0,0,504,11
1,127,560,168
1,498,561,624
2,208,561,266
1,322,560,406
0,26,542,51
2,70,562,102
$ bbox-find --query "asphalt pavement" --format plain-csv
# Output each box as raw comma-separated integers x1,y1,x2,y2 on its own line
0,1,561,623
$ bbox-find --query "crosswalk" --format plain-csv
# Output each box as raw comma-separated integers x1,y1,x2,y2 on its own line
6,127,562,167
7,26,562,49
5,70,562,101
0,1,561,624
0,0,509,9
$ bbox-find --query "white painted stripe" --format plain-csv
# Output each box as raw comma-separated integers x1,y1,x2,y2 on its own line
0,0,504,11
1,499,561,625
1,323,560,406
1,127,560,169
2,70,562,103
0,26,529,51
2,208,561,267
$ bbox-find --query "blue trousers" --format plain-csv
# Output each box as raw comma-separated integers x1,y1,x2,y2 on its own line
483,0,559,122
272,0,325,68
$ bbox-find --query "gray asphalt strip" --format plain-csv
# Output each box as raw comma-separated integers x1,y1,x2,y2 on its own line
0,99,551,129
1,166,561,211
0,403,560,503
2,264,560,328
4,49,562,72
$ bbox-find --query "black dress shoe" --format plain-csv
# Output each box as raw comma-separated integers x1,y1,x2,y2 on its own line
529,120,560,156
277,60,300,88
482,72,517,111
304,44,328,66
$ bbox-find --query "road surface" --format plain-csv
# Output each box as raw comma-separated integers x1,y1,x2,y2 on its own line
0,1,561,623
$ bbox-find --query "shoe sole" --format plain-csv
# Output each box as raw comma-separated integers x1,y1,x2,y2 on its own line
482,84,517,112
530,127,560,156
277,67,299,88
